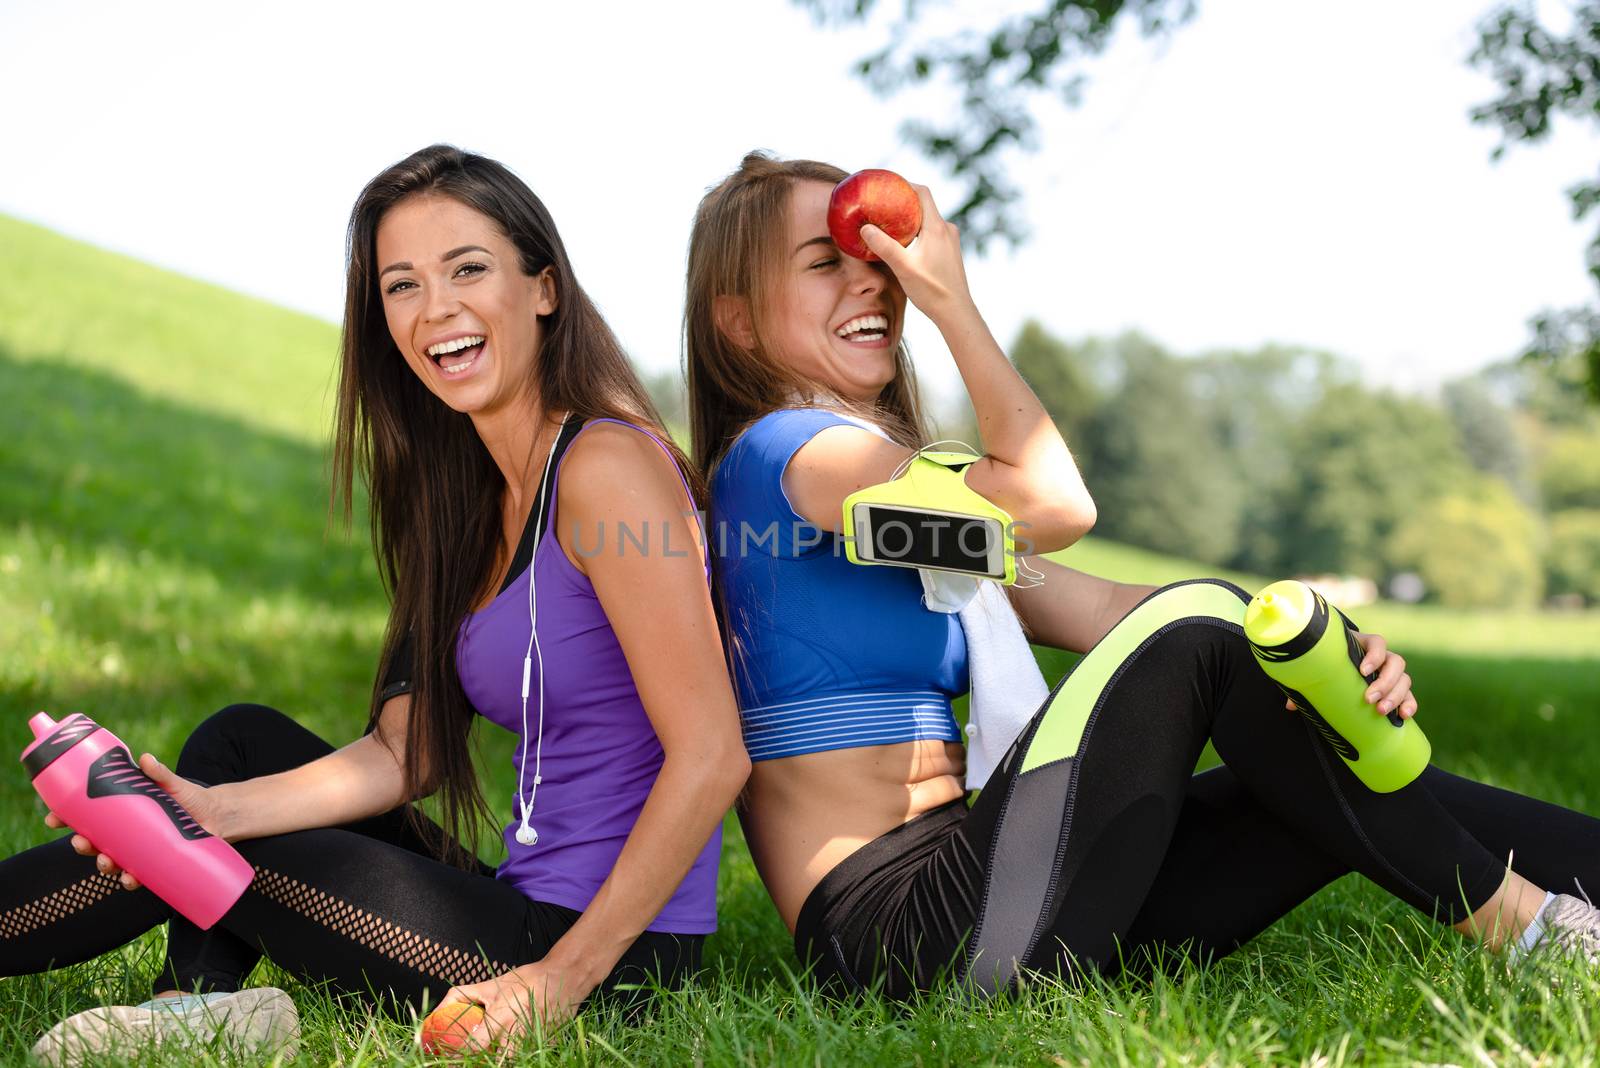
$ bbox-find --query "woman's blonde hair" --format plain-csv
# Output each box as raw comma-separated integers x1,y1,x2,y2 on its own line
684,150,931,480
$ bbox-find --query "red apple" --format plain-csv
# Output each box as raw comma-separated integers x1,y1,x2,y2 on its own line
827,169,922,261
420,1002,485,1055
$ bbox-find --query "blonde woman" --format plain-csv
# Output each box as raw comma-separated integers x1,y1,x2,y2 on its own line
681,150,1600,999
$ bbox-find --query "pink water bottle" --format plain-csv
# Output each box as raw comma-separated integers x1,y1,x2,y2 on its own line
21,712,255,930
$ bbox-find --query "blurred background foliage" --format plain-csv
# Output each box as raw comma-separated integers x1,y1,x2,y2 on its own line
997,320,1600,608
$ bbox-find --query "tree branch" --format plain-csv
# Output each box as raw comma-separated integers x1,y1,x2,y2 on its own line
795,0,1195,248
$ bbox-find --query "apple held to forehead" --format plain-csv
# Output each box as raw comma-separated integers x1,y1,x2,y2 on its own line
827,169,922,261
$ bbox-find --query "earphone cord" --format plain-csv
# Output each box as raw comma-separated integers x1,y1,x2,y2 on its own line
889,437,981,482
518,412,568,838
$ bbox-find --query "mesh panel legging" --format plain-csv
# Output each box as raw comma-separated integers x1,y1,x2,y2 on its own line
795,579,1600,998
0,704,703,1008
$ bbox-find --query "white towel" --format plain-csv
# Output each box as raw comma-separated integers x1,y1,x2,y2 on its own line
817,406,1049,788
919,574,1049,788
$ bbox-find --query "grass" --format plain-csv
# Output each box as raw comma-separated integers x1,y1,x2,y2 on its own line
2,213,1599,1064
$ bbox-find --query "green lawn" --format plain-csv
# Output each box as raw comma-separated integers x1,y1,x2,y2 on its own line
3,214,1598,1065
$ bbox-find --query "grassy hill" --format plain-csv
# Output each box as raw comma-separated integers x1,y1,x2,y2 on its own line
0,215,339,442
2,215,1598,1065
0,216,384,823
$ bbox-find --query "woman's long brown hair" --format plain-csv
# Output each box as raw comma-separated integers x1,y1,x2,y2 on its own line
684,150,931,479
332,144,700,866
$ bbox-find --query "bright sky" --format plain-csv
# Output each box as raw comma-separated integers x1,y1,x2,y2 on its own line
4,0,1599,403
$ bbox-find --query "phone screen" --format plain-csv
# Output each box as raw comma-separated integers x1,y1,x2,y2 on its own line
856,504,1003,577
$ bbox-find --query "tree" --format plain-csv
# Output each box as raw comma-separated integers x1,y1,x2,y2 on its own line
1009,319,1097,446
643,370,688,438
1388,475,1544,609
1546,508,1600,603
1472,4,1600,402
1269,384,1468,580
794,0,1194,247
1479,348,1599,426
1441,377,1533,502
1078,338,1244,565
1185,345,1345,570
1536,425,1600,511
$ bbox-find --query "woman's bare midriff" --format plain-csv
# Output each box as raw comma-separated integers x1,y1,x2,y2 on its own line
739,738,967,932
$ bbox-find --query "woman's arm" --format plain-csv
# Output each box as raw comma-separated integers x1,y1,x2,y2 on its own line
785,187,1095,553
1005,556,1156,655
48,693,421,888
206,696,419,840
444,424,747,1041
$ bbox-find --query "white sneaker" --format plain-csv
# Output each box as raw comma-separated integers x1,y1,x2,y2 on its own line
1542,892,1600,966
30,987,299,1066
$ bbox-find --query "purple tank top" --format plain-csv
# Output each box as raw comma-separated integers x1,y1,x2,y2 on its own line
455,419,719,934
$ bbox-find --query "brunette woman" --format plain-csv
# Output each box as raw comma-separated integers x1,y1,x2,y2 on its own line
3,145,747,1061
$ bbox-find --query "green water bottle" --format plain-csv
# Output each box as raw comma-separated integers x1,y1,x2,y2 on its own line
1243,579,1431,793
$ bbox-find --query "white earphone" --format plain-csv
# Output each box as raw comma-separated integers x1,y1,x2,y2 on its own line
514,413,569,848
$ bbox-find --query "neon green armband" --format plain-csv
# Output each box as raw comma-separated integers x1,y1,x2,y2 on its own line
841,451,1017,584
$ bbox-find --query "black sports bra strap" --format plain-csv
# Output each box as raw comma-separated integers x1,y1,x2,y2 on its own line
496,415,587,598
378,415,586,704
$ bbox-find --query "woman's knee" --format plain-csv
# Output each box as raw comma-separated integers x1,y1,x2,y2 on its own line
1150,576,1250,605
1121,579,1251,644
1110,578,1257,675
175,703,294,783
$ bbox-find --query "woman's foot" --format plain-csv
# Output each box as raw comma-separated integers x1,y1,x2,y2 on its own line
1537,893,1600,965
29,986,299,1066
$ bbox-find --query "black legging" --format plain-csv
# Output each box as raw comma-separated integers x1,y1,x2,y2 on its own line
795,580,1600,998
1,704,702,1008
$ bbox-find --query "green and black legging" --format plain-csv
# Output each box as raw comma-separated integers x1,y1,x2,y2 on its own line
795,580,1600,998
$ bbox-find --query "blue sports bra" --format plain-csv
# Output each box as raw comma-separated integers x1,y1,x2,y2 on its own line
710,408,969,761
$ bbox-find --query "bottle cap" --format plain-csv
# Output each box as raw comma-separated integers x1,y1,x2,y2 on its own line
20,713,102,780
1244,580,1318,649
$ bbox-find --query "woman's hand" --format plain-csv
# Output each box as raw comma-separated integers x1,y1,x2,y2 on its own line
438,960,585,1053
1284,632,1417,720
858,184,973,324
1351,632,1417,719
856,185,1097,552
43,753,221,891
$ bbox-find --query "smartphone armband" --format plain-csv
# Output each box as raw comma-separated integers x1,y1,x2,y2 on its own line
841,451,1016,584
